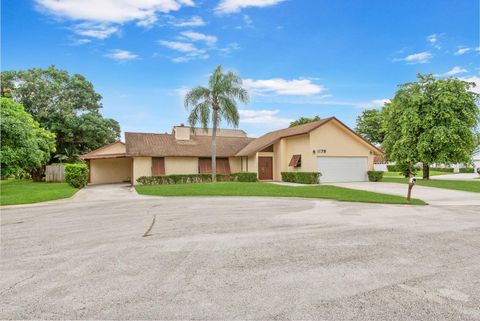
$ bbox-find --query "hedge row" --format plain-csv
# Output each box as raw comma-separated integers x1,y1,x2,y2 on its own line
386,164,417,177
281,172,320,184
459,167,474,173
65,163,89,188
431,167,454,173
137,172,257,185
367,171,383,182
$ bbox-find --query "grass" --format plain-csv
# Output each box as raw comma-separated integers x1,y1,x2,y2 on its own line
136,182,426,205
383,171,455,177
0,179,78,206
382,177,480,193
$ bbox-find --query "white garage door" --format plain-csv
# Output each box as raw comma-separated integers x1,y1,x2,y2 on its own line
317,156,368,183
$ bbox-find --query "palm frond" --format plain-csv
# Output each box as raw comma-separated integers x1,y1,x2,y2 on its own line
218,96,240,127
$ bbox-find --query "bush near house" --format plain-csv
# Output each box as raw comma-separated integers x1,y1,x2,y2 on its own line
367,171,384,182
235,172,257,182
64,163,89,188
459,167,474,173
137,173,258,185
281,172,320,184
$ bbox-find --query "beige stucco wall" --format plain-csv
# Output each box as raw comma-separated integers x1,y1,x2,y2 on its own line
229,157,242,173
309,120,376,170
132,157,152,185
90,142,125,156
165,157,198,175
90,158,131,184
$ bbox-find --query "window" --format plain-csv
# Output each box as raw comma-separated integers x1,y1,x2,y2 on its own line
198,158,231,174
151,157,165,175
288,154,301,167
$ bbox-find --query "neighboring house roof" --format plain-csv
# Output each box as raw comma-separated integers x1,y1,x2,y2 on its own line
125,132,254,157
236,117,383,156
80,141,126,160
175,126,248,137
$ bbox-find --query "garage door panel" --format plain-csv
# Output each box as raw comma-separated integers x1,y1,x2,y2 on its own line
317,157,367,183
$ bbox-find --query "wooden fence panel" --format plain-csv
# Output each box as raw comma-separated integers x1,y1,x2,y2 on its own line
45,164,65,182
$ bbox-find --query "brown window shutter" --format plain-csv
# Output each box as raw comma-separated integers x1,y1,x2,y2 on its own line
199,158,230,174
288,154,301,167
152,157,165,175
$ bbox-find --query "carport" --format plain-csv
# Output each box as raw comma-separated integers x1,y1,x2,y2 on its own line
81,141,133,185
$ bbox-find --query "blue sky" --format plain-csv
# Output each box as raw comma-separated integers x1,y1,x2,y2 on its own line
2,0,479,137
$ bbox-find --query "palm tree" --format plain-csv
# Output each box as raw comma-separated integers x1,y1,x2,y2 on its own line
185,65,249,182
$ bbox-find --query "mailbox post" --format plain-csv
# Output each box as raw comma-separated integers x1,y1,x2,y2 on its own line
407,176,416,201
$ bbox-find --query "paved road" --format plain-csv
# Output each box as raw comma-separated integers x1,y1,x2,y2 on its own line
332,182,480,206
1,184,480,320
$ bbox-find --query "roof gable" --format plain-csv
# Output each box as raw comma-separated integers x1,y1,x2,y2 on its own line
236,117,383,156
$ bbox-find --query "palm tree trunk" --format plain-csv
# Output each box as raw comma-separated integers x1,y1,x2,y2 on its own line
212,106,218,183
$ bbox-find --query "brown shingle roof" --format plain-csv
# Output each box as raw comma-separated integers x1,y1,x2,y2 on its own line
236,118,332,156
236,117,383,156
125,132,254,157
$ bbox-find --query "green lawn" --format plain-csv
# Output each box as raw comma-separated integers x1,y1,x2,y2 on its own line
382,177,480,193
0,179,78,206
383,171,454,177
136,182,426,205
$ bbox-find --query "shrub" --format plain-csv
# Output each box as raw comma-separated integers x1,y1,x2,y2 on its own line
281,172,320,184
459,167,474,173
387,164,417,177
137,173,238,185
64,163,89,188
367,171,383,182
431,167,454,173
234,172,257,182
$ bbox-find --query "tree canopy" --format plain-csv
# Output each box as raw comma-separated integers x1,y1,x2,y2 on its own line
185,65,249,182
289,115,321,127
382,74,480,179
1,98,56,179
355,109,385,145
1,66,120,162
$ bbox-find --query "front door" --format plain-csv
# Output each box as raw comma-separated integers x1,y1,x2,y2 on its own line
258,157,273,180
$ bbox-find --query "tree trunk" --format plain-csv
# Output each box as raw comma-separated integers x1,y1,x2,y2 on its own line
211,105,218,183
422,164,430,180
30,167,45,182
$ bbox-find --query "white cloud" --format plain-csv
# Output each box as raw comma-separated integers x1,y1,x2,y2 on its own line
427,34,441,49
394,51,432,64
218,42,240,55
180,31,217,45
243,14,253,27
243,78,325,95
105,49,138,61
455,47,471,55
158,40,208,62
158,40,198,52
239,109,292,127
70,38,91,45
216,0,285,14
173,16,205,27
459,76,480,94
442,66,468,76
73,22,119,39
369,99,390,107
35,0,194,38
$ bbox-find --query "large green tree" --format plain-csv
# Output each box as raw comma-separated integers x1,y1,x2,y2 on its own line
382,74,480,179
355,109,385,145
1,98,56,180
1,66,120,162
185,65,249,182
289,115,321,127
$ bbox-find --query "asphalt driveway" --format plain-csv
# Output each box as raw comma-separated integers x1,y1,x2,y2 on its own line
1,184,480,320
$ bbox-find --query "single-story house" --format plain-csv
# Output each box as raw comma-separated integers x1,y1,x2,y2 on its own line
81,117,383,185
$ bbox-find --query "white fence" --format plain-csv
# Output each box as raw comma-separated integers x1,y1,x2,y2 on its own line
45,164,65,182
